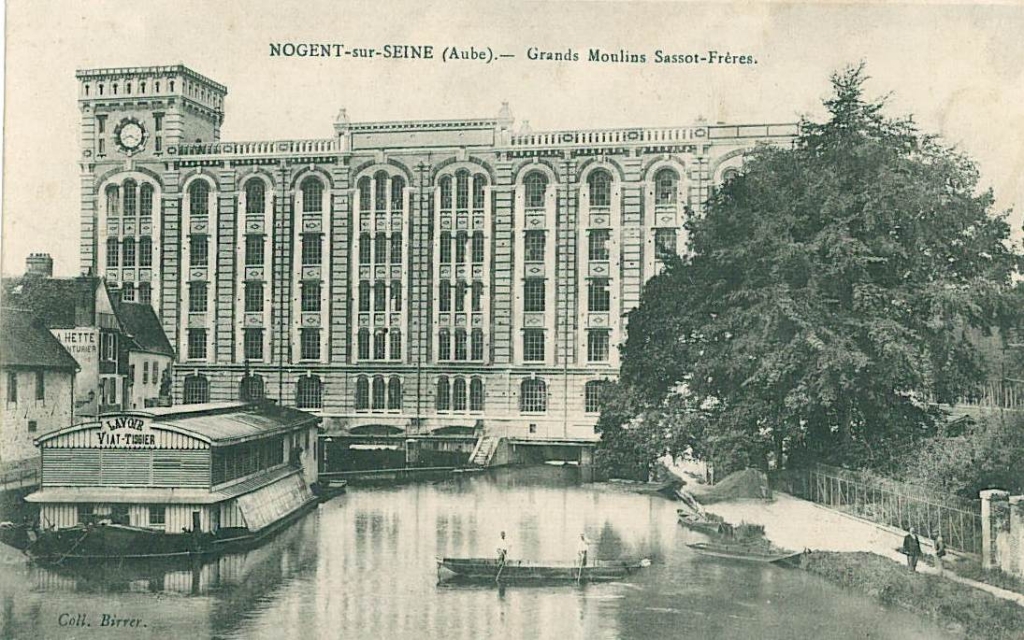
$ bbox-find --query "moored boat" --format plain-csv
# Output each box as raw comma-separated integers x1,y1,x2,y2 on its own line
686,542,801,564
676,511,723,536
437,557,650,584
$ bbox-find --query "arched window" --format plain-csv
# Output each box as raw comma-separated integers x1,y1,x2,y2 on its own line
721,168,740,184
452,378,467,411
123,179,138,217
106,238,120,268
585,380,609,413
122,237,136,266
296,375,322,409
654,168,678,205
355,376,369,410
358,177,372,212
524,172,547,209
436,377,450,411
373,330,387,360
389,329,402,360
455,170,470,209
473,175,486,209
440,176,452,210
139,183,154,217
520,378,547,413
245,179,266,214
372,376,386,410
301,177,323,213
240,374,265,402
183,374,209,404
106,185,120,217
188,181,210,216
388,376,402,410
374,171,388,212
390,176,405,211
358,328,370,360
470,377,484,411
587,170,612,207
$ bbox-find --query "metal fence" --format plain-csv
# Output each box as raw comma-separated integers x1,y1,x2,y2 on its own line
770,463,983,556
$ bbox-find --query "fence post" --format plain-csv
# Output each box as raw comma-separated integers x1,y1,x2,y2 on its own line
980,489,1010,570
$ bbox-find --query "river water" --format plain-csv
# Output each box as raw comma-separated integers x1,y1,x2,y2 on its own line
1,466,956,640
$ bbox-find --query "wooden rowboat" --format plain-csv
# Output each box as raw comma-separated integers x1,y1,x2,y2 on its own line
437,557,649,584
686,542,802,564
676,511,723,536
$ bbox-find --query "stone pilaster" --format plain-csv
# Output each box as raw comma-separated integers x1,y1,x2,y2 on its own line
980,489,1010,570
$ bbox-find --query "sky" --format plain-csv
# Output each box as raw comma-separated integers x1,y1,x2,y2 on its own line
2,0,1023,276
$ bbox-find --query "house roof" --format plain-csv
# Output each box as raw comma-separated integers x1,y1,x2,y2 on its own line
1,276,103,329
113,300,174,357
0,308,80,371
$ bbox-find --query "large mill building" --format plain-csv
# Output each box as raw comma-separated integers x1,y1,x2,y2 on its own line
76,64,796,441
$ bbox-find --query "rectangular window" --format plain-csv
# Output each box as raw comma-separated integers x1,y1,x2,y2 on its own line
585,382,606,413
244,328,264,361
471,329,484,361
7,372,17,403
438,331,451,361
589,230,610,261
139,237,153,267
655,228,678,258
245,235,264,266
245,282,264,313
301,281,321,312
358,281,370,312
373,283,386,312
440,233,452,264
524,230,545,262
123,239,136,266
148,506,166,526
138,283,152,304
28,420,38,433
523,330,545,362
96,115,106,134
153,113,163,132
390,233,402,265
454,330,467,361
588,330,610,362
455,282,466,313
301,234,322,266
374,331,387,360
358,331,370,360
189,282,208,313
300,329,320,360
472,232,485,263
35,371,45,400
439,281,451,313
98,138,106,155
588,278,610,312
143,362,149,385
472,281,483,312
523,278,545,313
374,233,387,264
190,236,208,266
154,137,162,153
455,233,467,264
359,234,371,265
187,329,207,360
121,283,135,302
390,281,402,312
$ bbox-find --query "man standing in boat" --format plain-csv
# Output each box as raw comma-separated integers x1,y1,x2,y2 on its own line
576,533,592,568
497,530,509,564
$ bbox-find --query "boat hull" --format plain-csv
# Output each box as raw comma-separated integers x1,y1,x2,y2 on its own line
437,557,645,584
686,542,801,564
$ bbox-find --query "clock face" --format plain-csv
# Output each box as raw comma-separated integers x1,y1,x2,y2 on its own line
115,118,147,153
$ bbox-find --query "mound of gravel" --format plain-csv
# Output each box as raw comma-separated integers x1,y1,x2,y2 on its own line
700,468,771,503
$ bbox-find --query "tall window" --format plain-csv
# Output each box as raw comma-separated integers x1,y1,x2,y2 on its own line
122,238,136,266
123,179,137,217
390,281,403,312
390,233,402,264
355,376,369,410
245,235,264,266
588,170,612,207
588,330,610,362
301,177,323,213
523,329,545,362
244,328,264,361
438,329,451,360
183,374,209,404
301,234,322,265
472,232,485,263
35,371,45,400
436,377,451,411
374,282,386,312
189,181,210,216
588,278,610,312
240,374,265,402
122,283,135,302
472,281,483,312
440,231,452,264
296,375,322,409
374,172,388,212
245,179,266,214
655,168,679,205
140,184,154,217
454,329,467,361
440,177,452,210
524,172,547,208
139,237,153,267
359,281,371,312
452,378,467,411
106,238,119,267
390,176,405,211
473,175,486,209
588,230,610,261
374,233,387,264
301,281,321,312
106,185,120,217
585,380,608,413
300,329,320,360
455,232,467,264
455,281,466,312
187,329,207,360
471,328,484,361
389,329,402,360
358,329,370,360
524,230,545,262
373,330,387,360
523,278,545,312
520,378,547,413
372,376,385,410
359,233,371,265
388,377,402,410
6,372,17,403
358,177,371,212
455,170,470,209
138,283,151,304
245,280,264,313
470,377,484,411
189,282,208,313
439,281,451,313
190,236,208,265
655,229,678,258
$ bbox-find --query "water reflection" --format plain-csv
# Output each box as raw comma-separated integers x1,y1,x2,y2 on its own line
0,466,956,640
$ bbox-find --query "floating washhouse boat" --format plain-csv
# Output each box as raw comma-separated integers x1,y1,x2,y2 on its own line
22,402,321,560
437,557,650,584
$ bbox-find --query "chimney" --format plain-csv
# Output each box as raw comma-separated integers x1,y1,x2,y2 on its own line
25,253,53,279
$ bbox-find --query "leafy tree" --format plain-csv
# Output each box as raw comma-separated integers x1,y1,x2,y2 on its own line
598,64,1021,477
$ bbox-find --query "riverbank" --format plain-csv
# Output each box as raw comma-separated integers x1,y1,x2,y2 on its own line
797,551,1024,639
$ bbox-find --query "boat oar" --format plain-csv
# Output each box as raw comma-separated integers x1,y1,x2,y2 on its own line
495,558,505,584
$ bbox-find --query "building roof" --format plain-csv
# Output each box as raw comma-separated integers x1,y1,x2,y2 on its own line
113,300,174,357
0,308,80,371
1,276,105,329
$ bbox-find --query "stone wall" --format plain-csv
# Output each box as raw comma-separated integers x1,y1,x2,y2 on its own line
980,489,1024,579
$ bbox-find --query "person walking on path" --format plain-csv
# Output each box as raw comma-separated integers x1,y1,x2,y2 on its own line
902,527,922,572
934,534,947,576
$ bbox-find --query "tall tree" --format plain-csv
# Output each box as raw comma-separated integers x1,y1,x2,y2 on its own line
599,64,1022,477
